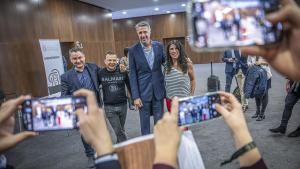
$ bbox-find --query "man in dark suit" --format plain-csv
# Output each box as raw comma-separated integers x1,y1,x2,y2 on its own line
61,47,102,168
222,49,248,92
129,21,165,135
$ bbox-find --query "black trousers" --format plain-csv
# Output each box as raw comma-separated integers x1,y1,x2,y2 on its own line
280,92,300,128
255,79,271,116
255,89,269,116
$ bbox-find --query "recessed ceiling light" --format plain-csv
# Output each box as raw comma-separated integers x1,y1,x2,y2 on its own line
105,13,112,18
122,11,127,15
166,11,171,13
181,3,186,7
154,7,159,11
153,0,158,2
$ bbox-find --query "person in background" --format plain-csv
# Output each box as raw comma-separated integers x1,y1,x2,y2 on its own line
164,40,195,111
120,47,135,110
119,47,130,72
249,56,272,121
223,49,248,111
235,51,249,111
98,51,131,143
74,41,83,49
62,55,68,73
269,80,300,137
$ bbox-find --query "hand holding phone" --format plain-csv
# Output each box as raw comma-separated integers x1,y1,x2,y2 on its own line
178,92,221,126
0,95,37,153
187,0,283,52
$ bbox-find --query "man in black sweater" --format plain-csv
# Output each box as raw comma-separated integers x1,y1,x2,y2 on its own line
98,51,131,143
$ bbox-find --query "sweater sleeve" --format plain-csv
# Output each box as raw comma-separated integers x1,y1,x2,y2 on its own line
153,164,174,169
240,159,267,169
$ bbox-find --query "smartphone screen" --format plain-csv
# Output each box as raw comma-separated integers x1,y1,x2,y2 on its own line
187,0,283,50
178,93,221,126
22,96,87,132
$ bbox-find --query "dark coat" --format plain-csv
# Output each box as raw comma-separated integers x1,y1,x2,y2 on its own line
61,63,103,106
222,50,248,75
244,65,268,99
128,41,166,101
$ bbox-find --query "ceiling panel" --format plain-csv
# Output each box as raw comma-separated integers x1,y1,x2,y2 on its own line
79,0,188,19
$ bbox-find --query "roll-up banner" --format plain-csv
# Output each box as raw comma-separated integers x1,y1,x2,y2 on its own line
39,39,64,96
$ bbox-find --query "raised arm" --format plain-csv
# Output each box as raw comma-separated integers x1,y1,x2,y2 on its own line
216,92,266,168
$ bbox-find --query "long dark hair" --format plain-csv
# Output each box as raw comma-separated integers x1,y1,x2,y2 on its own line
165,40,188,74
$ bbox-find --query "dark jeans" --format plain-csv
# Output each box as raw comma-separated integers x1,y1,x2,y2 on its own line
81,136,94,158
255,89,269,116
104,103,127,143
225,72,234,92
139,99,163,135
255,79,271,116
280,92,300,127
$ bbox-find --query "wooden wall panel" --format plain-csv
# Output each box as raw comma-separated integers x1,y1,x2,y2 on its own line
0,0,115,97
0,44,18,96
113,12,222,63
49,0,74,41
0,1,13,42
37,0,60,39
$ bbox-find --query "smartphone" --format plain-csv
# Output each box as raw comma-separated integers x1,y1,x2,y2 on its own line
21,96,87,132
187,0,283,52
178,93,221,126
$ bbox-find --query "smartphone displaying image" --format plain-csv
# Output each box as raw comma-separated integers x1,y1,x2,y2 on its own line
187,0,283,51
21,96,87,132
178,93,221,126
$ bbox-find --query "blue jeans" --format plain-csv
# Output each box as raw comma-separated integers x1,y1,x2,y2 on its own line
104,103,128,143
139,99,163,135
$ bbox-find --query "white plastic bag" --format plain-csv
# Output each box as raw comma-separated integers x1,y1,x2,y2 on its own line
177,130,206,169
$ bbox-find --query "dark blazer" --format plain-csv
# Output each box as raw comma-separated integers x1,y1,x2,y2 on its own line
244,65,268,99
61,63,103,106
222,50,248,74
129,41,165,102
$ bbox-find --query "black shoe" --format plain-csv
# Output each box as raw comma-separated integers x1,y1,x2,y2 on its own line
256,115,265,121
251,114,259,118
287,128,300,137
269,126,286,134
